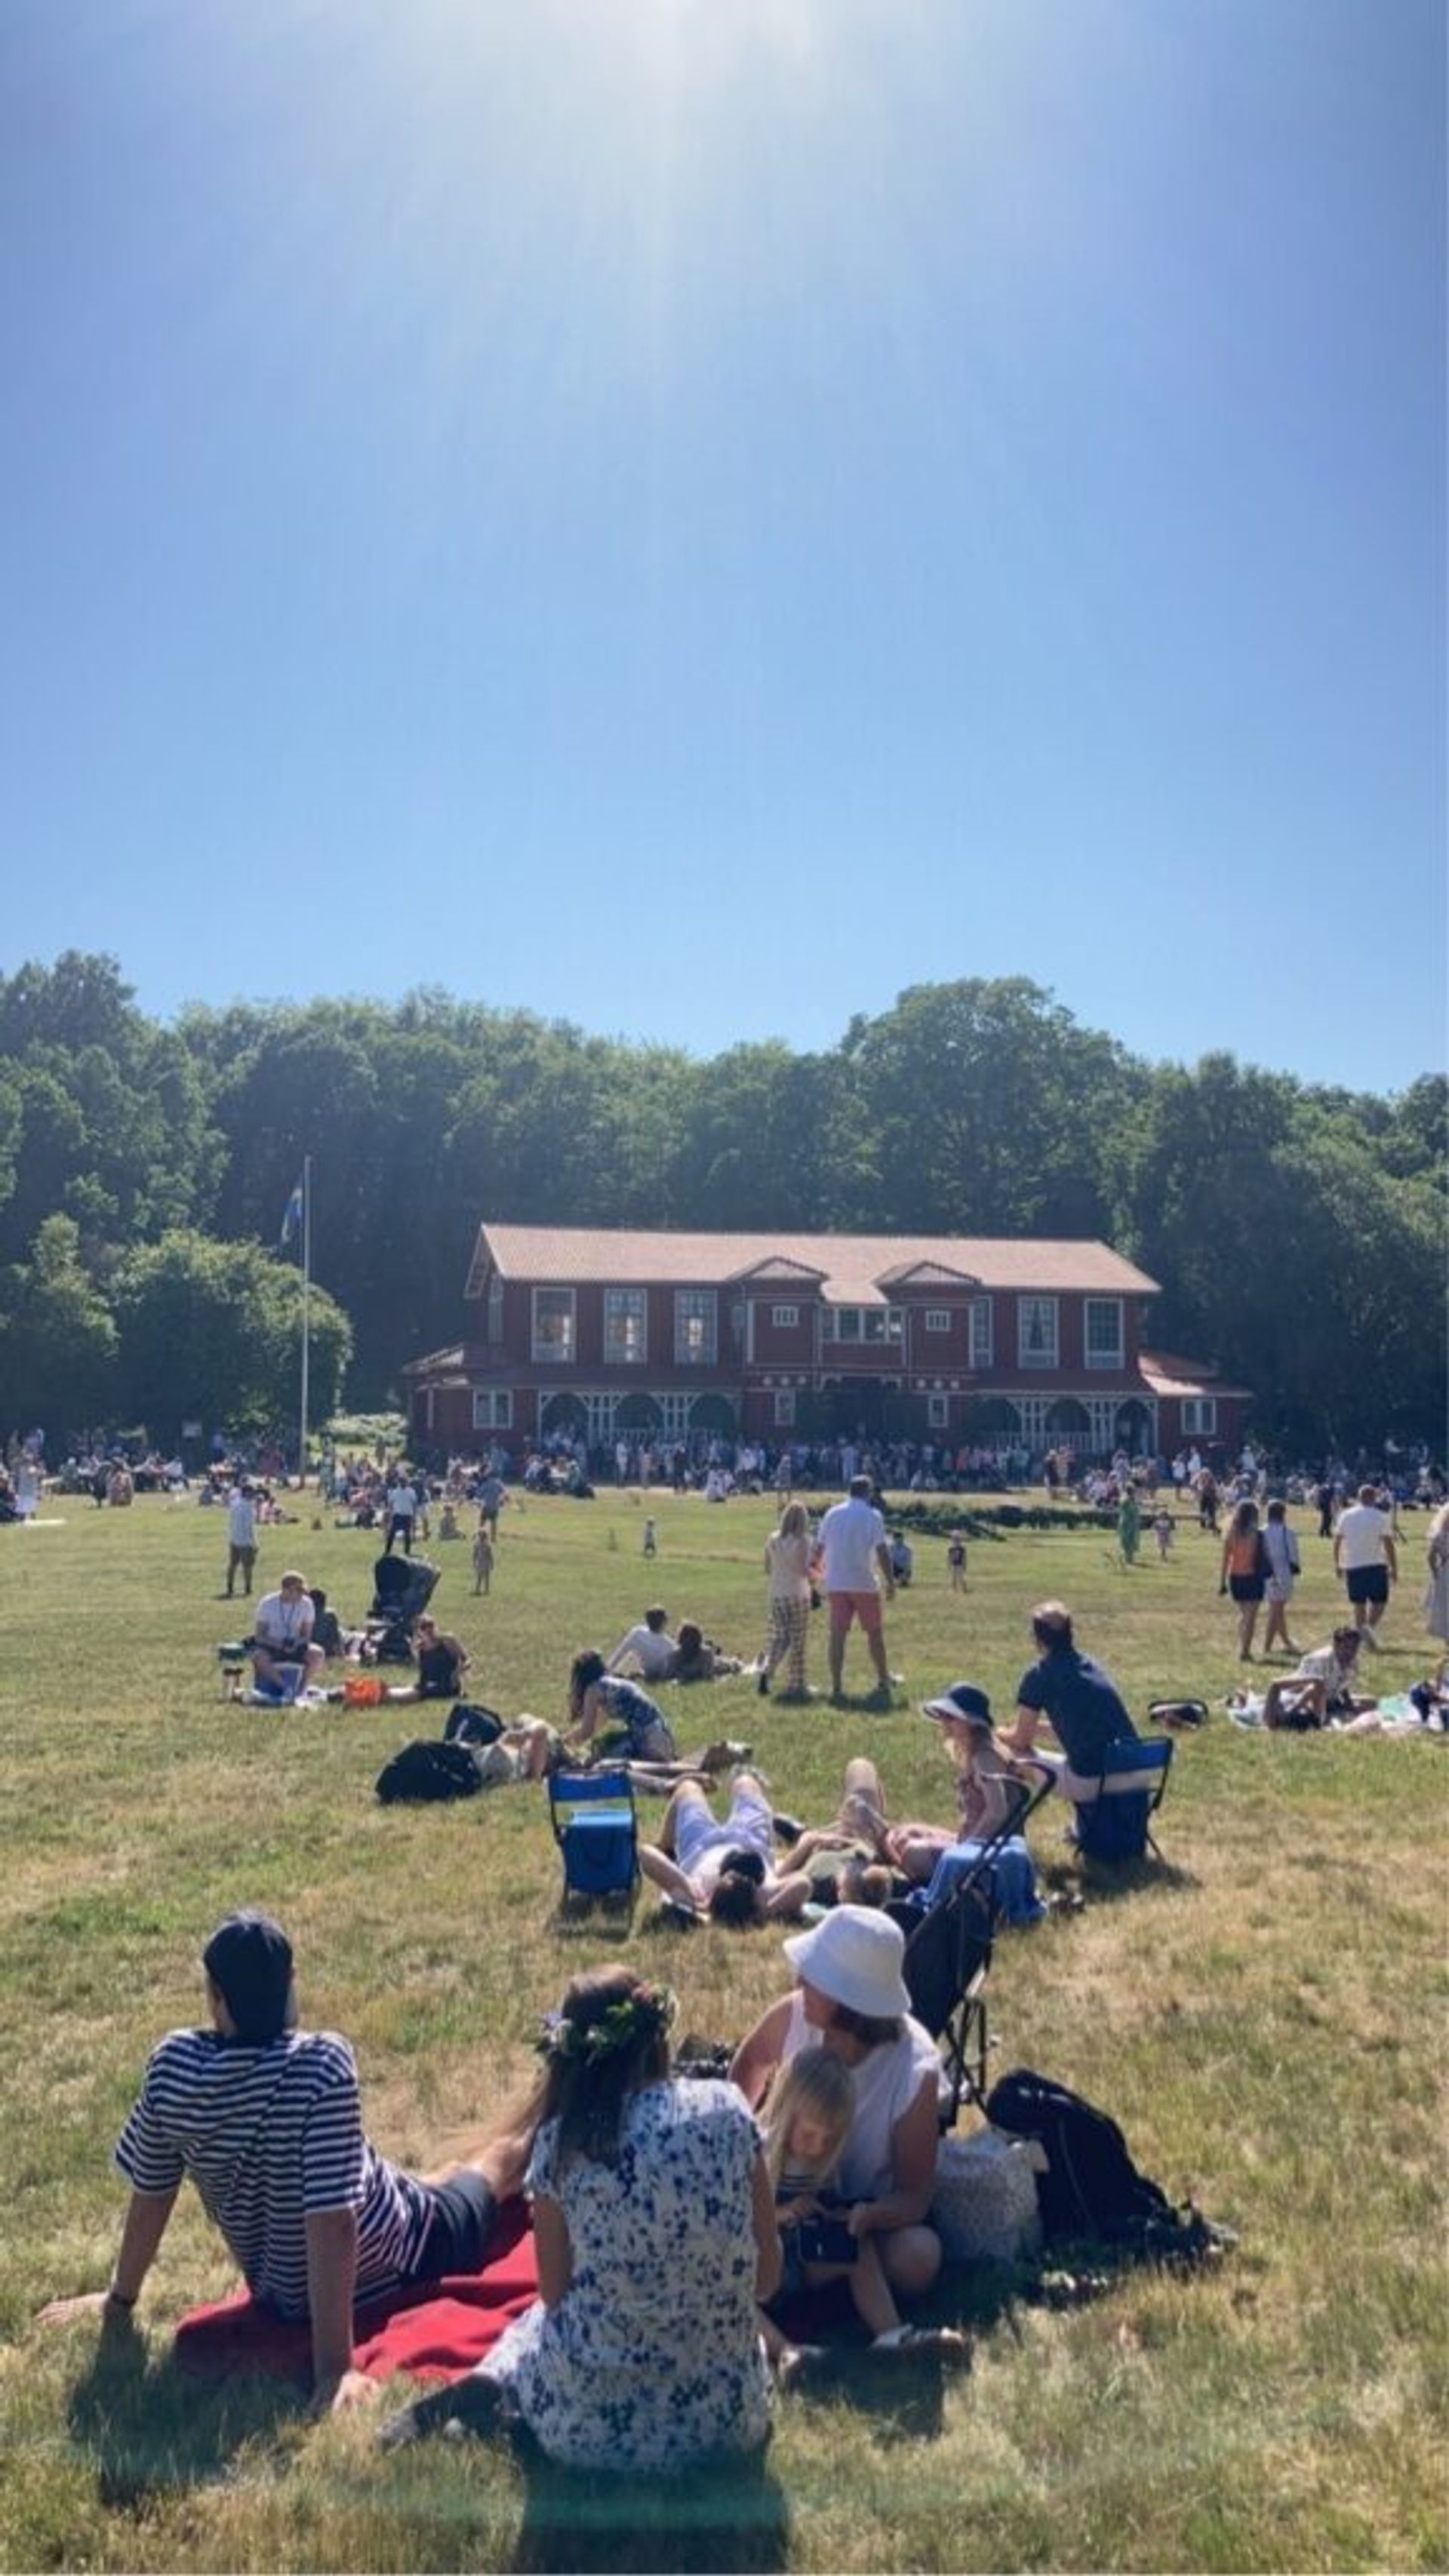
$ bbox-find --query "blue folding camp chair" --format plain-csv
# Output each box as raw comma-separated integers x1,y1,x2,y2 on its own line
1072,1736,1174,1864
548,1767,640,1913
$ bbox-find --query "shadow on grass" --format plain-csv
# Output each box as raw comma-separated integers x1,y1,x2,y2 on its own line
1040,1851,1202,1903
510,2436,790,2573
65,2319,300,2508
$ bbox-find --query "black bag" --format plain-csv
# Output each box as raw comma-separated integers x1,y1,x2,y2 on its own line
985,2067,1176,2246
374,1738,485,1804
444,1702,506,1747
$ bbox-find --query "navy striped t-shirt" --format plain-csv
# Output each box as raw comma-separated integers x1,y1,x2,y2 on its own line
114,2027,432,2317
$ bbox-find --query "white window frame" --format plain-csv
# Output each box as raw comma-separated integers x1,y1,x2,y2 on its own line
771,1303,799,1328
927,1392,949,1428
486,1275,504,1345
1017,1296,1059,1369
773,1388,796,1426
603,1286,648,1366
531,1285,576,1364
969,1297,993,1368
1180,1397,1217,1435
1084,1297,1124,1369
924,1308,952,1334
471,1389,513,1430
674,1288,718,1365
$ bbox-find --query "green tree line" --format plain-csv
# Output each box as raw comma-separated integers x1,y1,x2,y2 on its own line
0,952,1441,1453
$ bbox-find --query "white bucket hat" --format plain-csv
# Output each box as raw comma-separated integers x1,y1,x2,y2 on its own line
783,1905,911,2020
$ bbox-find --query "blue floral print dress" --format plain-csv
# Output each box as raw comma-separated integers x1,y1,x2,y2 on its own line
481,2076,771,2471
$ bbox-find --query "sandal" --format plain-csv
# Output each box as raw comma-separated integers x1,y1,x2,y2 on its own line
871,2325,971,2368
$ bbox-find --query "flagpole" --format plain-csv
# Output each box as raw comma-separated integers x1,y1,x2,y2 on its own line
299,1156,312,1488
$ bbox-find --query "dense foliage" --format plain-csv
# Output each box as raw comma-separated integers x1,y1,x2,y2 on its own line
0,952,1441,1449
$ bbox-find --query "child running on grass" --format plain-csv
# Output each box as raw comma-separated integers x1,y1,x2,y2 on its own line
757,2048,965,2377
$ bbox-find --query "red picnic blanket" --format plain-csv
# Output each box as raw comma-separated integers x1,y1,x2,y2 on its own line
173,2199,538,2385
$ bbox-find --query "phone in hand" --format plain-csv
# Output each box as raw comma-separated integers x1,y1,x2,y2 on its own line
795,2216,857,2265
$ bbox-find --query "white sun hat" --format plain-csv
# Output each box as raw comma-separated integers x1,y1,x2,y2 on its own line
783,1904,911,2020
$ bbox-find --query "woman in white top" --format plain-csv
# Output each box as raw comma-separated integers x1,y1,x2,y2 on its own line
1260,1499,1303,1657
758,1502,814,1702
731,1907,954,2345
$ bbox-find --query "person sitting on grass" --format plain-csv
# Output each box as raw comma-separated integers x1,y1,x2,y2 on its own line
378,1966,780,2472
411,1616,469,1700
638,1770,813,1925
881,1685,1044,1925
758,2047,966,2382
38,1910,525,2418
665,1620,746,1682
564,1651,750,1794
605,1606,677,1681
731,1909,952,2338
1260,1627,1380,1731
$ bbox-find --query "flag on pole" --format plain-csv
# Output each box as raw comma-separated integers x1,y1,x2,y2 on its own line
278,1176,305,1251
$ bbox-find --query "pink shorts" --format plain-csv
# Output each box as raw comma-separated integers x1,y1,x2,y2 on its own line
828,1590,883,1638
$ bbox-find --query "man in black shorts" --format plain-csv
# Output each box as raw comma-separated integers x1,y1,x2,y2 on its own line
1331,1484,1398,1649
39,1911,524,2414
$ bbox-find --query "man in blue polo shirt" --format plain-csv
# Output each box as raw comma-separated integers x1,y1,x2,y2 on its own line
1005,1599,1141,1803
38,1911,524,2415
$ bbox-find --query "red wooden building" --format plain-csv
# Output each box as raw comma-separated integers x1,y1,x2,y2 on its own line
404,1223,1247,1462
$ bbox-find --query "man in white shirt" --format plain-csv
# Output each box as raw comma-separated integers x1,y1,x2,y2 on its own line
1262,1627,1377,1728
1332,1484,1398,1648
225,1482,258,1598
252,1571,325,1691
811,1475,897,1703
607,1606,677,1680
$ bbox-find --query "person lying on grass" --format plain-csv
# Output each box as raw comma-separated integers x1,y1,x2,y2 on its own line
38,1910,526,2417
639,1770,814,1923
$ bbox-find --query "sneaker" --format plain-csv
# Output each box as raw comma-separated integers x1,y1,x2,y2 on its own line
772,1811,805,1845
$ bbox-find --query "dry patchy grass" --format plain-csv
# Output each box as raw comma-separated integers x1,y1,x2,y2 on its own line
1,1486,1446,2571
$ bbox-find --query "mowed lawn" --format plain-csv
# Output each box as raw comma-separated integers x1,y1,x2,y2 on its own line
1,1487,1445,2574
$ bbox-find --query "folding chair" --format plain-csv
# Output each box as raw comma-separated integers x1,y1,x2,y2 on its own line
548,1767,640,1914
1071,1737,1174,1864
895,1771,1054,2126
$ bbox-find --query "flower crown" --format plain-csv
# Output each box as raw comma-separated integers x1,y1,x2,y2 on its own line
536,1983,677,2067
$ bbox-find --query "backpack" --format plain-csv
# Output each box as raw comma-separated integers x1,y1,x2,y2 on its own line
374,1738,485,1804
984,2067,1176,2246
443,1701,506,1748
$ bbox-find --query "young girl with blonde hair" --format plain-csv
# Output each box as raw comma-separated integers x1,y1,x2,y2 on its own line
758,2046,964,2376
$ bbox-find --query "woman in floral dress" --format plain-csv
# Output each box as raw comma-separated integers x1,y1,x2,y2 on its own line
380,1968,780,2470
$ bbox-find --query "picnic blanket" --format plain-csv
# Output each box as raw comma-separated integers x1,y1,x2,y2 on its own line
173,2200,538,2385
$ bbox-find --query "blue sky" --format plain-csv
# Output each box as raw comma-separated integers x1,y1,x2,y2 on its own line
2,0,1443,1094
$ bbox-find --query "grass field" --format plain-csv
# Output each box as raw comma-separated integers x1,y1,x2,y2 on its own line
2,1484,1446,2574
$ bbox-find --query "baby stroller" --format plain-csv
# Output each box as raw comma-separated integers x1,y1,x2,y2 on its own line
366,1555,440,1663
